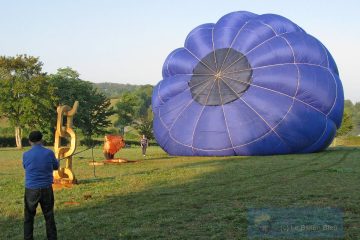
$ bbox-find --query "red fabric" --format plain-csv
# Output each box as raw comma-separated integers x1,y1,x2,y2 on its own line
103,135,125,155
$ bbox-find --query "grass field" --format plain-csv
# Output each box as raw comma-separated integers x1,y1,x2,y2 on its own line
0,146,359,239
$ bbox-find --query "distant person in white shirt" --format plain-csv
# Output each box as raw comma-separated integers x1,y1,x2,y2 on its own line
140,135,149,157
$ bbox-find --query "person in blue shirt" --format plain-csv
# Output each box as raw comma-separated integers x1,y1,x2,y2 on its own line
23,131,59,240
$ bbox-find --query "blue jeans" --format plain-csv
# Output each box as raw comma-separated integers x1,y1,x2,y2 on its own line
24,186,57,240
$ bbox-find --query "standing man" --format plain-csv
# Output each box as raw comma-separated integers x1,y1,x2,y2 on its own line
23,131,59,240
140,134,149,157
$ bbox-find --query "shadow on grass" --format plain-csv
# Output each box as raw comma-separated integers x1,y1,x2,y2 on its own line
1,147,359,239
78,177,116,184
142,156,175,161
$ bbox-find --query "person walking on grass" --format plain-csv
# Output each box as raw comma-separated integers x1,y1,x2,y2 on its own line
140,134,149,156
23,131,59,240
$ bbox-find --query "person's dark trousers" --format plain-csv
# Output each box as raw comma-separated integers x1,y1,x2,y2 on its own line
142,146,147,155
24,186,57,240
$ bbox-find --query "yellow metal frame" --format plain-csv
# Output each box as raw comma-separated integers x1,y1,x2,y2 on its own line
53,101,79,184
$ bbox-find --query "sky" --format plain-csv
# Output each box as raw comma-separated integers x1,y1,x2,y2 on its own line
0,0,359,102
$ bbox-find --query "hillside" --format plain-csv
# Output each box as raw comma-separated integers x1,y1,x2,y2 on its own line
94,82,153,98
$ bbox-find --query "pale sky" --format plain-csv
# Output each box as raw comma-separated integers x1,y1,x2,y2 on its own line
0,0,359,102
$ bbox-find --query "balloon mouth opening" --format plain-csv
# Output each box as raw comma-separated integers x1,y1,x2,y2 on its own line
189,48,253,106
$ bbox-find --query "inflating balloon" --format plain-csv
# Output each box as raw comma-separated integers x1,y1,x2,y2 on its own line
152,11,344,156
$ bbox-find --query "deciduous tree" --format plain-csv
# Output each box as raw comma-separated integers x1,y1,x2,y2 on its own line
336,109,353,137
49,67,114,142
114,92,138,135
0,55,56,148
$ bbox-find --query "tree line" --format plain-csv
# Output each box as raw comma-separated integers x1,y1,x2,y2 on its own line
0,55,153,148
95,82,142,98
0,55,358,149
342,100,360,136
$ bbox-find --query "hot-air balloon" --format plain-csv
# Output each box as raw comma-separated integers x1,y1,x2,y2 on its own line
152,11,344,156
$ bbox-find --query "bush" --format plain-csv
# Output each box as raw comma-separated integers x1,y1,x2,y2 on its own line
0,127,14,137
0,136,58,148
0,137,30,147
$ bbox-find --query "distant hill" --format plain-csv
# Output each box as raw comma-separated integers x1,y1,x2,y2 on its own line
94,82,153,98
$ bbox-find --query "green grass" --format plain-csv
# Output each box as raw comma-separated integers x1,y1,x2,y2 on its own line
1,146,359,239
334,136,360,146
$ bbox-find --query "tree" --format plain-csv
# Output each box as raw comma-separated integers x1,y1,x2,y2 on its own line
336,109,353,137
114,85,154,137
134,85,153,118
353,102,360,135
343,99,360,136
0,55,56,148
344,99,353,109
49,67,114,141
114,92,138,135
133,107,154,139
